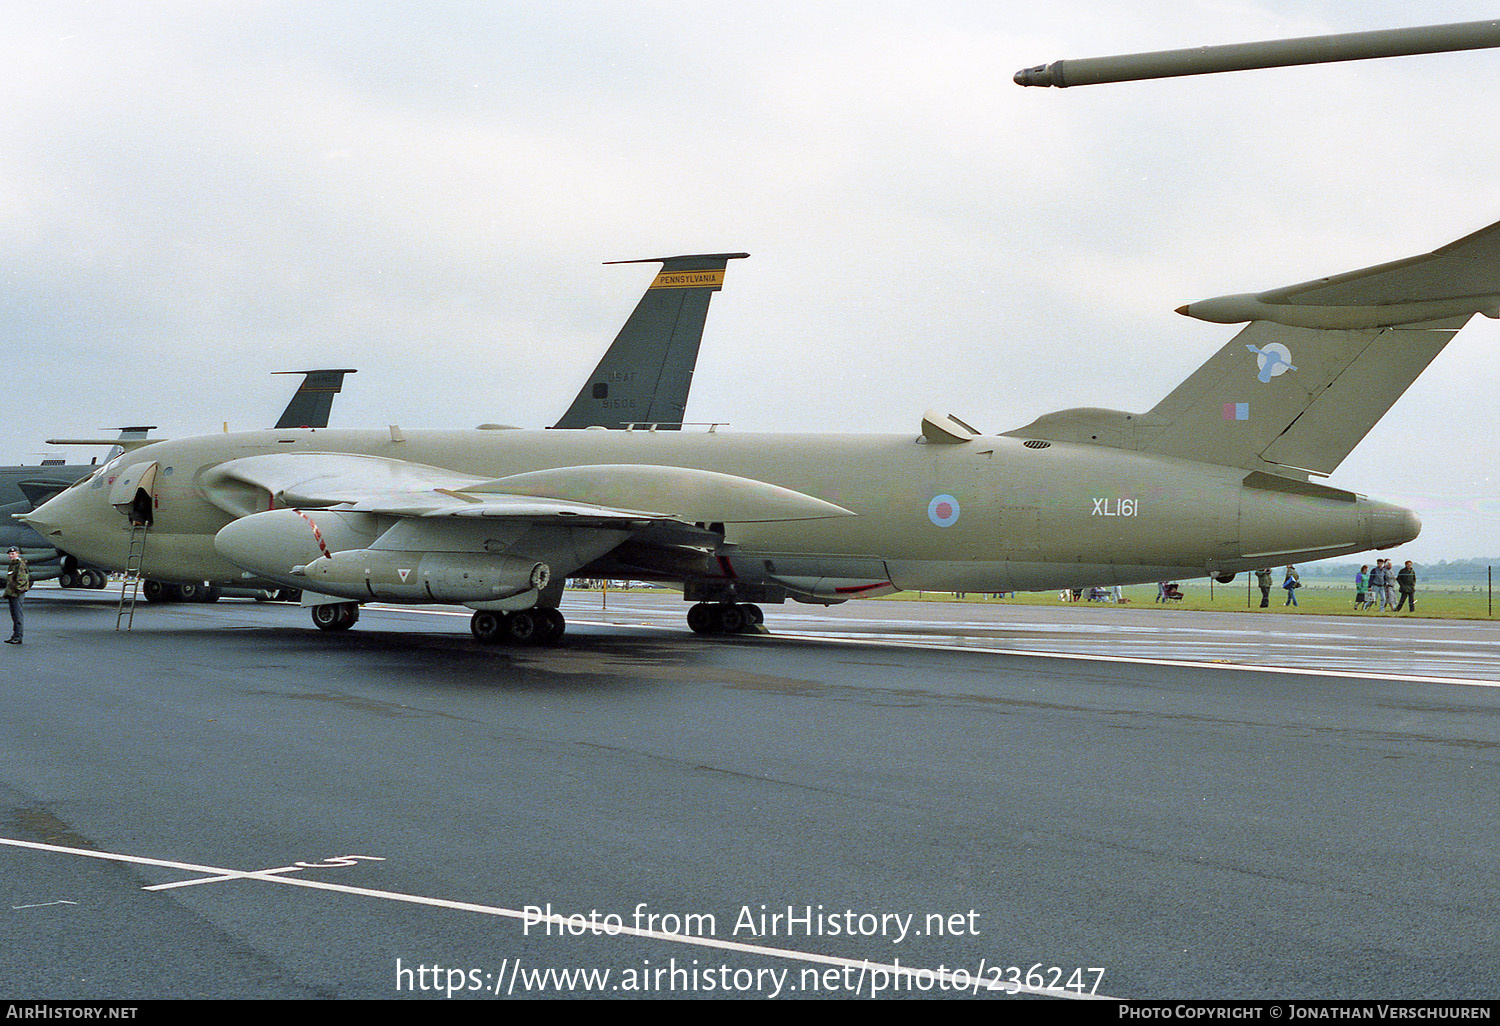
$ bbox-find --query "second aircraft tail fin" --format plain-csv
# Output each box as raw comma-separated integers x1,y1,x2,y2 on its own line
273,369,358,429
554,252,748,430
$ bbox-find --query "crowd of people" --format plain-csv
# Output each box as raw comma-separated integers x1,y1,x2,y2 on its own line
1354,558,1418,613
1246,559,1418,612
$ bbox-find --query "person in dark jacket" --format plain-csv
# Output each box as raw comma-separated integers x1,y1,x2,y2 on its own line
1394,560,1417,613
1256,568,1273,607
5,546,30,644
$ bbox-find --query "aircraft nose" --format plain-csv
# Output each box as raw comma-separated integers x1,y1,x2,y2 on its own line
19,498,62,541
21,483,108,558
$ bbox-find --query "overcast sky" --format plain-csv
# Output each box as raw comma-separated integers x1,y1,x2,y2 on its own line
3,1,1497,560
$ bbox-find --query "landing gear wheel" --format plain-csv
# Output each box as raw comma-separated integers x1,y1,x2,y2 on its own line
471,610,504,643
505,610,538,644
59,571,77,589
740,603,764,627
717,604,746,634
535,608,566,645
85,570,108,589
143,580,169,603
687,602,719,635
311,602,359,631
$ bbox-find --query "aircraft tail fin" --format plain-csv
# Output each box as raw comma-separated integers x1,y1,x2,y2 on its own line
553,253,748,430
272,369,357,429
1006,219,1500,477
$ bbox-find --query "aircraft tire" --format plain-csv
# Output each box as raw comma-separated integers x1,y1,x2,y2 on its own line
740,603,764,627
312,602,358,631
471,611,504,643
86,570,108,589
686,602,719,634
717,603,746,634
59,571,77,589
505,610,538,644
535,608,566,645
142,580,170,603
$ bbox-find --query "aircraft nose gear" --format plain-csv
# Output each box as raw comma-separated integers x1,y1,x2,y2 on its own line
686,602,764,635
470,607,566,646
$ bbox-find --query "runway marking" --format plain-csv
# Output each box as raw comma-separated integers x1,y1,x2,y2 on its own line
12,900,77,909
0,835,1111,1000
360,601,1500,686
143,855,387,891
768,631,1500,689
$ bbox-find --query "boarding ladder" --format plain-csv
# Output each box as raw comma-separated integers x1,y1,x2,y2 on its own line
115,523,149,631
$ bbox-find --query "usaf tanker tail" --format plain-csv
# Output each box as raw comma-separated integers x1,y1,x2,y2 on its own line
554,253,748,429
273,369,357,429
1006,219,1500,478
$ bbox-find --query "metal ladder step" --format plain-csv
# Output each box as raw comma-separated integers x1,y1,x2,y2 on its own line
115,523,148,631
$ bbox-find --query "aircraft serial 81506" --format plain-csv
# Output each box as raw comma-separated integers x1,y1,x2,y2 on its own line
24,220,1500,644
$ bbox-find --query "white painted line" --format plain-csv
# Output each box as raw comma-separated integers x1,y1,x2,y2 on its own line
144,864,311,891
0,835,1113,1000
769,630,1500,689
13,900,77,909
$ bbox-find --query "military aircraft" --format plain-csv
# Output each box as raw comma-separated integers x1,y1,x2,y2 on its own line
1,365,357,591
10,251,743,607
27,220,1497,643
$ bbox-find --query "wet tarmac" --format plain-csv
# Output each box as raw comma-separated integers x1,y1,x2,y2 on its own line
3,587,1497,999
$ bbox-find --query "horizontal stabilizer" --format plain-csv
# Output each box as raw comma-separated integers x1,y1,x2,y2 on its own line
1179,219,1500,328
1008,219,1497,477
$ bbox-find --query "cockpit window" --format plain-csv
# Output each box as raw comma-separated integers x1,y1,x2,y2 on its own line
70,452,126,491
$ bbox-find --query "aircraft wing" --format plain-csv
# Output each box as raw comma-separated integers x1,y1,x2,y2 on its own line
204,451,854,597
203,452,853,522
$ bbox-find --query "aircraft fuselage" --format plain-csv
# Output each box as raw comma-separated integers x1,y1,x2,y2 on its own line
27,426,1417,599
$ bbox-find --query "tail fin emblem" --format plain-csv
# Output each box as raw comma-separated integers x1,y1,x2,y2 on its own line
1246,343,1297,382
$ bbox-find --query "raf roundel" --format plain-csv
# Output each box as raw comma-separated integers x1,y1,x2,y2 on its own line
927,493,961,528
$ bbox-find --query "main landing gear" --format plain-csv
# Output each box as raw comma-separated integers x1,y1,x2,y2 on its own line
311,602,360,631
686,602,764,635
470,608,566,646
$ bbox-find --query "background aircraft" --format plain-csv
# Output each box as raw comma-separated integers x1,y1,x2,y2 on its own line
29,220,1489,643
1,367,356,590
553,253,747,429
8,250,745,600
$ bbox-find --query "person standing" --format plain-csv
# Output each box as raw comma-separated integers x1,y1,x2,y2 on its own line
1383,559,1398,612
1256,568,1273,608
1354,565,1369,610
5,546,30,644
1368,560,1388,611
1283,564,1300,606
1395,560,1417,613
